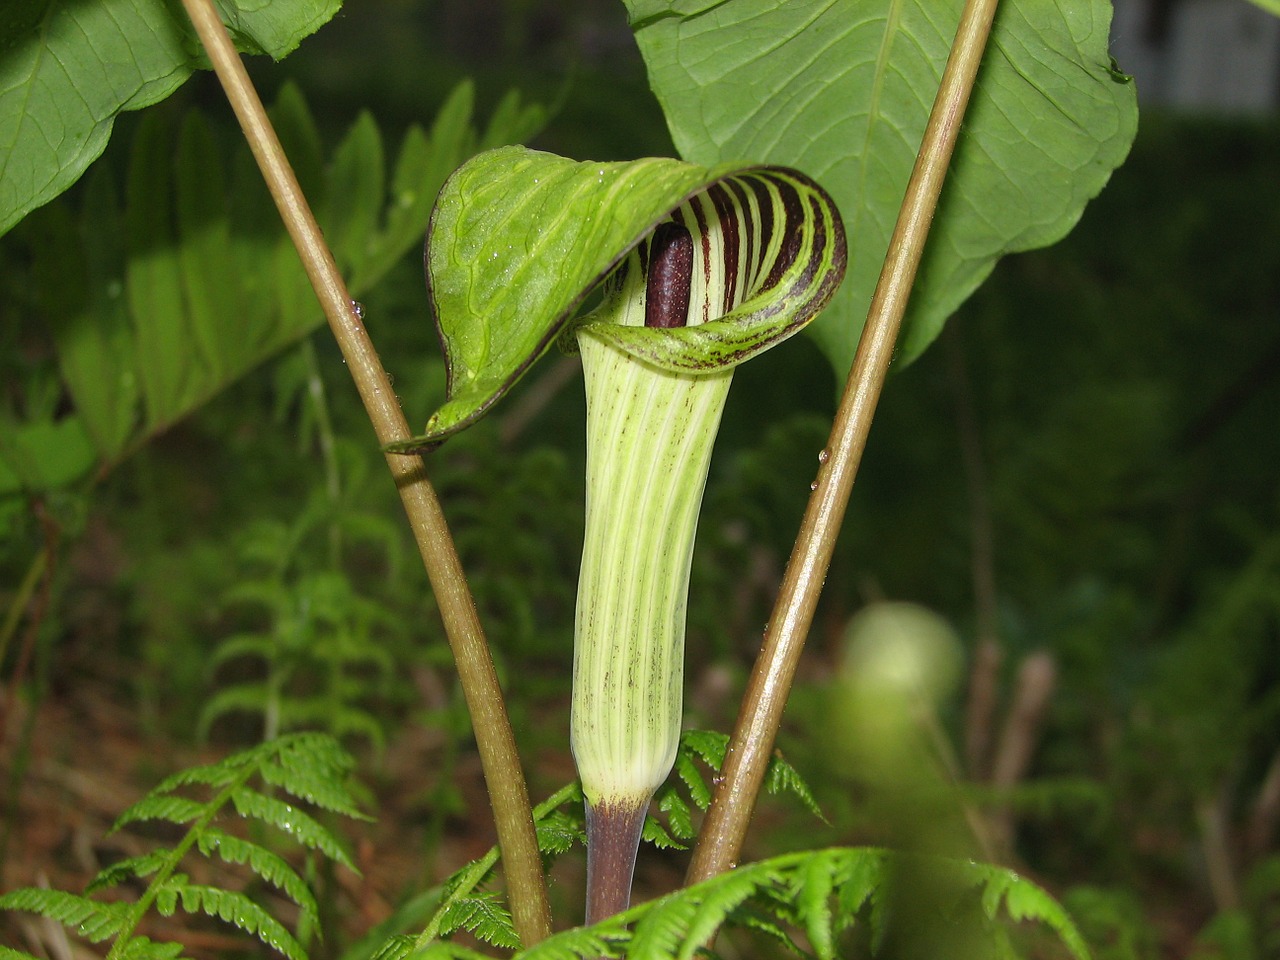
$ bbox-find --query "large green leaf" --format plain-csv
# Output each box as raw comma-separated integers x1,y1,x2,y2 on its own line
397,146,846,448
0,0,342,239
0,81,541,503
626,0,1138,374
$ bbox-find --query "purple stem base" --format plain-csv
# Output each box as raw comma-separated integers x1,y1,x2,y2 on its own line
584,796,649,926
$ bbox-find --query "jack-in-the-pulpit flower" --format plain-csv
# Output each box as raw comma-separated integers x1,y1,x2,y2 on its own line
390,146,846,925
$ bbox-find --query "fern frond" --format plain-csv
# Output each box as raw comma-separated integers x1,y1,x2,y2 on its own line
222,579,293,614
112,794,208,830
963,861,1091,960
4,709,361,960
113,937,187,960
414,858,499,947
195,828,319,923
792,851,834,958
640,814,685,851
763,751,825,823
152,878,304,960
147,743,264,794
0,889,130,943
411,945,502,960
496,847,1086,960
259,731,368,817
534,809,584,858
513,922,628,960
671,741,714,811
656,789,694,842
832,847,883,922
413,783,583,950
367,934,416,960
205,631,277,670
437,891,520,950
196,683,275,738
88,851,172,892
726,905,804,957
1,940,184,960
675,729,823,821
230,786,356,868
663,859,782,960
276,699,387,753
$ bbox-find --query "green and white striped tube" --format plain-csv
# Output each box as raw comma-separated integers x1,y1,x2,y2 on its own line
571,175,844,922
574,263,732,921
573,340,730,813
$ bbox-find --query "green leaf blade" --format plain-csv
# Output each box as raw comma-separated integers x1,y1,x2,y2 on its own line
627,0,1138,373
410,147,716,443
125,110,191,425
0,0,342,238
36,167,140,461
175,109,241,384
325,111,385,275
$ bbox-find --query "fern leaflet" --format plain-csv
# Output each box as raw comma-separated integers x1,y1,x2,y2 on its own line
436,891,521,950
406,847,1090,960
152,878,303,960
230,786,355,867
0,889,130,942
0,733,364,960
194,827,320,922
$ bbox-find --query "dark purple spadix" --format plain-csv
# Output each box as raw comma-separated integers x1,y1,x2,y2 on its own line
644,221,693,329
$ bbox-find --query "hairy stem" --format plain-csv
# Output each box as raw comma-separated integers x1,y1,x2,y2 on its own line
177,0,551,944
687,0,1004,884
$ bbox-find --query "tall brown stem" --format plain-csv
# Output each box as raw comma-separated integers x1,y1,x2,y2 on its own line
176,0,551,944
686,0,1003,885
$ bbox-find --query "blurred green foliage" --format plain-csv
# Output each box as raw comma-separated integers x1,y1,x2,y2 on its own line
1,1,1278,956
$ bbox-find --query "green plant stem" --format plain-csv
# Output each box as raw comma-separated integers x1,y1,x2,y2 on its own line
686,0,1003,885
177,0,552,945
0,543,46,697
0,501,57,746
300,338,344,566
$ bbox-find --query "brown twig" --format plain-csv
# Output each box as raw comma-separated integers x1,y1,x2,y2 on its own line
686,0,1004,884
1197,786,1241,913
1245,746,1280,860
1,501,58,748
946,327,1005,779
965,638,1003,779
176,0,552,944
987,651,1056,852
